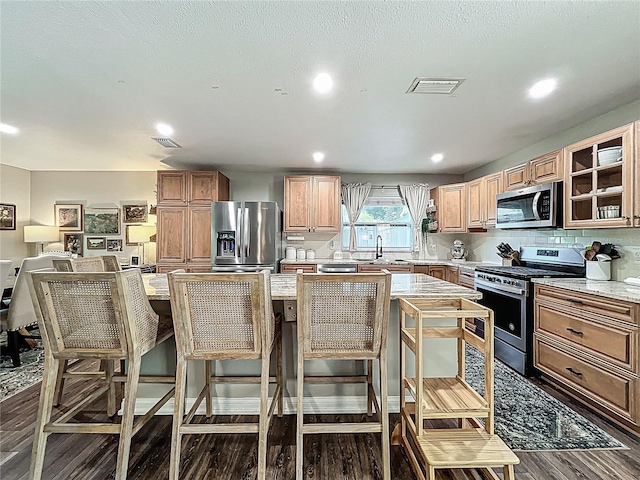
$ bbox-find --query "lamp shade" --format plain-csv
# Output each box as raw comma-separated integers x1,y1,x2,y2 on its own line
24,225,59,243
128,224,156,243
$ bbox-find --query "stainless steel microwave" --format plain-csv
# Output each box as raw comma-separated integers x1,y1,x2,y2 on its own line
495,182,562,229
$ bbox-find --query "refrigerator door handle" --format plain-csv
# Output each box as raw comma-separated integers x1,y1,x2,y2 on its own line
243,207,250,258
236,207,243,260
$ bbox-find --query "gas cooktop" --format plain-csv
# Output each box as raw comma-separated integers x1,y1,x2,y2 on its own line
475,265,583,280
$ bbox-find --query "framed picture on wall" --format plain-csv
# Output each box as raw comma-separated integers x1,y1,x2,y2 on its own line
130,254,140,267
84,208,120,235
86,237,106,250
55,204,83,231
64,233,83,256
123,204,148,224
0,203,16,230
106,239,123,252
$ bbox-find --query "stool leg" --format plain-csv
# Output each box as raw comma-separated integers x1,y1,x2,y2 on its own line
205,359,213,417
257,353,271,480
504,464,515,480
295,354,304,480
367,359,373,416
105,360,116,417
8,330,21,367
53,359,68,406
169,359,188,480
276,328,283,417
29,352,60,480
380,355,391,480
115,355,140,480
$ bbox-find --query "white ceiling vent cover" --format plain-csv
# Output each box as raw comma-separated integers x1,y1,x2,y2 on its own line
152,137,182,148
406,78,465,95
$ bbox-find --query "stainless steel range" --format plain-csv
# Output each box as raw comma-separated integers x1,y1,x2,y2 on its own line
474,246,585,376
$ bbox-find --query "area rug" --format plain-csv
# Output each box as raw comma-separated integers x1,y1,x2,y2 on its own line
0,330,46,402
465,346,627,451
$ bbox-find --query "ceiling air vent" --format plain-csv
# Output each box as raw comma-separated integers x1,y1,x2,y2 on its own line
406,77,465,95
152,137,182,148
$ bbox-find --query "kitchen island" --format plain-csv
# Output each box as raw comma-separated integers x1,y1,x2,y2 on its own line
137,273,482,415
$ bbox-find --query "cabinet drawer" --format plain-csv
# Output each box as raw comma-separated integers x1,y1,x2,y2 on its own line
534,336,635,421
357,264,414,273
535,284,637,325
535,302,637,373
280,264,317,273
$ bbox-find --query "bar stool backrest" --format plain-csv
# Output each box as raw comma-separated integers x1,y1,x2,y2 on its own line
71,257,106,272
27,270,159,359
296,272,391,359
101,255,121,271
168,270,274,360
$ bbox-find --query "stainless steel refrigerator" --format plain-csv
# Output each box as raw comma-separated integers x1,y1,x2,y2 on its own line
211,201,282,272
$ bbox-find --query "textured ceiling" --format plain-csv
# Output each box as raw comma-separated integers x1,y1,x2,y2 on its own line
1,1,639,174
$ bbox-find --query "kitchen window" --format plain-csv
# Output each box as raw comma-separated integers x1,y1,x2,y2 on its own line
341,195,413,251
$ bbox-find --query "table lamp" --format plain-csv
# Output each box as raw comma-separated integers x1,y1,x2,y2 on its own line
24,225,60,255
128,224,156,265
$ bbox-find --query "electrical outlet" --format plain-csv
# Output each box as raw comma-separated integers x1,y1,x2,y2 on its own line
627,246,640,263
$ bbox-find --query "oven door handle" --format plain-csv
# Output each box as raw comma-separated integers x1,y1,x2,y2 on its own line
475,278,527,296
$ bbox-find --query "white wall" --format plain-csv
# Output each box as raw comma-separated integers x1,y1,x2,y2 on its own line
464,100,640,180
0,164,30,267
30,171,157,263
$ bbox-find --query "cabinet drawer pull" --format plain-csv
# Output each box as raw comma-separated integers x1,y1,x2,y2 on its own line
565,367,583,377
566,298,583,305
566,327,584,336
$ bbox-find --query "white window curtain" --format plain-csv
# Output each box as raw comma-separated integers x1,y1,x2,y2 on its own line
397,184,430,252
341,182,372,252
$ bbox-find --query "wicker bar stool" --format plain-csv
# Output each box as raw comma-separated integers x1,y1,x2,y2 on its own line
167,270,283,480
27,269,174,480
295,271,392,480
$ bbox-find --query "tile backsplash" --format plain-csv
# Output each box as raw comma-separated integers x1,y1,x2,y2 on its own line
462,227,640,281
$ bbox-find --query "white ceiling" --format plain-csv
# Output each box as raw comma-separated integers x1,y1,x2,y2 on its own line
1,1,639,174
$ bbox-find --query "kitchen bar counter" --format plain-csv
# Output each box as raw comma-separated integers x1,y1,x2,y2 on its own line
532,277,640,304
138,272,481,416
144,273,482,301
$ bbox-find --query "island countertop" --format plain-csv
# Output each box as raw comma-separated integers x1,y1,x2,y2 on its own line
143,273,482,301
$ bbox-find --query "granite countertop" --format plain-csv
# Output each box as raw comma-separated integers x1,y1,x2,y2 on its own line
143,273,482,302
280,258,498,269
532,278,640,304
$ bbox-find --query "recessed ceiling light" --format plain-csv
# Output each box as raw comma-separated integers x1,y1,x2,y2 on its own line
431,153,444,163
0,123,19,135
313,73,333,94
313,152,325,163
155,123,174,136
528,78,557,99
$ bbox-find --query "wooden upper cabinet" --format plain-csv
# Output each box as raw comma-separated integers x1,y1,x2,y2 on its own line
157,171,188,205
284,175,341,232
564,124,634,229
188,171,230,204
284,176,311,232
530,150,563,185
467,178,484,229
437,183,467,233
484,172,502,226
158,170,230,205
312,176,341,232
504,163,529,191
504,150,563,191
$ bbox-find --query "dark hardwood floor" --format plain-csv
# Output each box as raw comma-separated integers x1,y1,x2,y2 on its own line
1,361,638,479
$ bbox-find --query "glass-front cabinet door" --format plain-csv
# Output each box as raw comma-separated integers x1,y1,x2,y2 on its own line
563,123,634,229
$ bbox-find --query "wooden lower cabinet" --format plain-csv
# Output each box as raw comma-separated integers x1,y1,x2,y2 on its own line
280,263,317,273
447,266,459,284
413,264,446,280
156,264,212,273
357,264,414,273
534,284,640,434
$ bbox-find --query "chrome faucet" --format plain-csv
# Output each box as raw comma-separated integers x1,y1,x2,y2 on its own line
375,235,383,259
